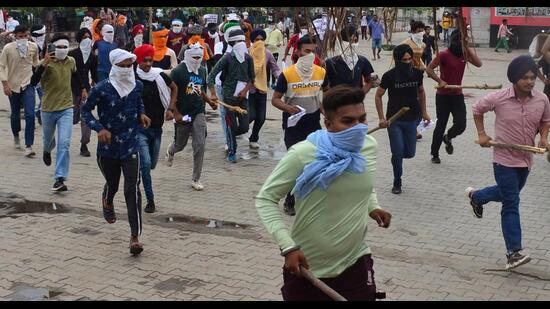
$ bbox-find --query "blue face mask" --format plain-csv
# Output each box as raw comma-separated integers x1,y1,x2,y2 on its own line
292,122,369,199
327,123,368,153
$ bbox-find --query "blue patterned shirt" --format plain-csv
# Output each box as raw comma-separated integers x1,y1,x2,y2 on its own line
81,79,145,160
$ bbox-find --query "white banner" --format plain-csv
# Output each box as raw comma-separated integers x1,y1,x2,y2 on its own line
204,14,218,24
0,8,5,31
312,17,327,39
496,7,550,18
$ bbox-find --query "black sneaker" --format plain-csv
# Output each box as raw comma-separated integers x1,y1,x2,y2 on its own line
431,156,441,164
506,251,531,270
391,186,402,194
80,144,91,157
443,134,454,155
52,178,68,192
144,200,156,213
465,187,483,218
284,203,296,216
43,151,52,166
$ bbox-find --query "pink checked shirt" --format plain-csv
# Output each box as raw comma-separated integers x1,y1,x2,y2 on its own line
472,87,550,169
498,24,512,39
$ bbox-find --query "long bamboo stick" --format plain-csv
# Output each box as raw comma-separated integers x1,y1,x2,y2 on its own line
475,140,548,154
368,107,410,134
203,95,248,115
435,84,502,90
300,266,347,301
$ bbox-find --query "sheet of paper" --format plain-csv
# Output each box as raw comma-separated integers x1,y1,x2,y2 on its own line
417,119,436,133
234,81,248,98
287,106,307,128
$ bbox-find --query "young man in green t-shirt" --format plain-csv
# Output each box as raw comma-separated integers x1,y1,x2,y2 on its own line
31,34,82,192
256,85,392,301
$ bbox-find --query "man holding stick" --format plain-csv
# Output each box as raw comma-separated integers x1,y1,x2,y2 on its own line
467,55,550,270
375,44,430,194
426,30,482,164
256,85,391,301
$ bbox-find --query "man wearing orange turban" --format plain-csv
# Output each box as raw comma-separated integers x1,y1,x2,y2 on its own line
152,28,177,73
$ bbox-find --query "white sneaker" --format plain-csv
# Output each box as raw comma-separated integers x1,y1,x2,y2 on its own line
191,180,204,191
465,187,476,199
14,137,21,150
24,146,36,157
249,142,260,149
165,147,174,167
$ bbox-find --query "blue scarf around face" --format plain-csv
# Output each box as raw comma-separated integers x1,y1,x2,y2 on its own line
292,123,368,199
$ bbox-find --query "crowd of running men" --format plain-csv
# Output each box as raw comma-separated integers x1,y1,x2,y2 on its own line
1,10,549,301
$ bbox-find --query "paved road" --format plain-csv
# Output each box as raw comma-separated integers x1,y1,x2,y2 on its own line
1,32,550,301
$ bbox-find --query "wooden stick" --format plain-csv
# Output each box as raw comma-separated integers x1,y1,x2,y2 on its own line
368,107,410,134
205,96,248,115
300,266,347,301
475,140,548,154
435,84,502,90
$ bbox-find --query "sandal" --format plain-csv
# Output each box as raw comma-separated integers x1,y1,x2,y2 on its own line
129,240,143,256
102,198,117,224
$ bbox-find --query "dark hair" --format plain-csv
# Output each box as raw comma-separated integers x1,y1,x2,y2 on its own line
188,16,197,23
340,24,358,42
297,34,316,50
410,21,426,32
13,25,28,35
322,85,365,118
76,28,92,43
51,34,70,44
502,19,508,23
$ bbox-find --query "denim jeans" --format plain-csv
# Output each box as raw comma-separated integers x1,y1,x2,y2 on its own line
97,71,109,82
223,99,249,156
41,108,74,180
72,95,92,145
472,163,529,254
387,119,420,187
248,92,267,143
35,84,43,118
137,127,163,202
8,85,36,147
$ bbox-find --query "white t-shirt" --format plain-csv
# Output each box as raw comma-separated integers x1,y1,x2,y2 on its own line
213,41,232,86
361,16,368,26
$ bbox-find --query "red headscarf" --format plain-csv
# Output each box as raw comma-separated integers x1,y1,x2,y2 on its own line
131,24,145,37
133,44,155,64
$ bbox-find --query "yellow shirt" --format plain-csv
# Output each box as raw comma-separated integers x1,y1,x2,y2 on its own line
442,16,452,30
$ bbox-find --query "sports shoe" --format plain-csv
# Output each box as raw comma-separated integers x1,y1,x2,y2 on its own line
227,154,237,163
466,187,483,219
249,141,260,149
14,136,21,150
431,156,441,164
191,180,204,191
24,146,36,157
165,147,174,167
391,186,402,194
144,200,156,213
80,144,91,157
52,178,67,192
506,251,531,270
43,151,52,166
284,203,296,216
443,134,454,155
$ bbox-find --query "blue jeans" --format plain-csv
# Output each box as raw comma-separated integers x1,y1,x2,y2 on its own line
223,99,249,156
472,163,529,254
137,127,163,202
35,85,43,118
8,85,36,147
248,92,267,143
387,119,420,187
215,84,228,145
41,108,74,180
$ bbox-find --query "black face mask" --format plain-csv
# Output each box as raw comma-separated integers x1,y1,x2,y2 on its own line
395,61,413,83
209,29,216,34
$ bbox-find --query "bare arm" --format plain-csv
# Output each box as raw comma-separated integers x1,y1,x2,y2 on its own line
418,85,429,120
542,35,550,65
466,47,482,67
374,87,386,121
426,53,443,84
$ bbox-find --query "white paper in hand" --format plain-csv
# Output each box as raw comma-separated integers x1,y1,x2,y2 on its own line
417,119,436,133
281,61,288,70
234,81,248,99
287,106,306,127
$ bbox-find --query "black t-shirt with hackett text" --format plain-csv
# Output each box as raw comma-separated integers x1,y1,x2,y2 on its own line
379,68,423,122
136,72,172,129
